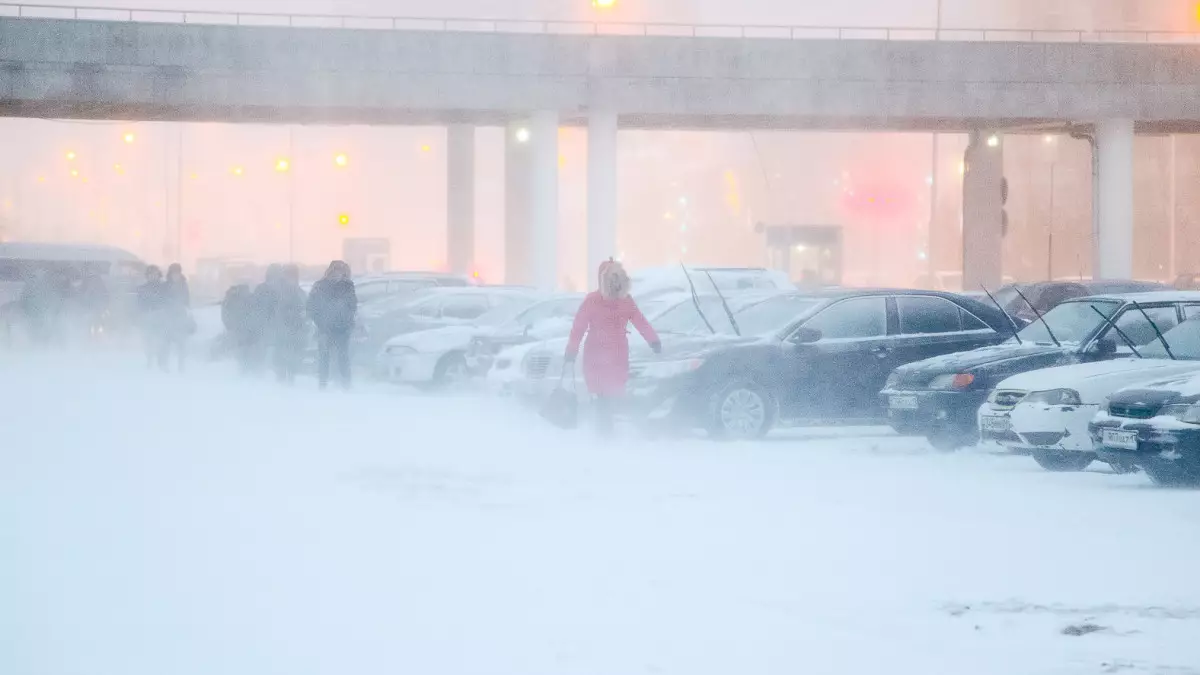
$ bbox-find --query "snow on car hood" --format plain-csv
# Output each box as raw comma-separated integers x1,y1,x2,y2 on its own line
382,325,491,352
894,342,1067,376
997,358,1200,402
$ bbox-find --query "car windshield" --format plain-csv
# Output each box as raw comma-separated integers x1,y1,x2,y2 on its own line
1010,299,1121,345
651,296,738,335
991,284,1025,313
474,298,538,326
731,295,824,336
1141,318,1200,360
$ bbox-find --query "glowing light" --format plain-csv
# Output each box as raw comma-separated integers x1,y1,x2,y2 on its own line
472,271,481,279
515,127,531,144
592,0,616,7
123,132,135,144
334,153,349,167
794,244,807,253
663,212,674,220
69,169,79,178
986,134,1000,148
338,213,351,228
66,151,77,161
420,144,432,153
958,161,966,176
190,173,199,180
678,196,688,207
1043,134,1056,144
925,175,934,186
36,176,46,183
231,166,244,176
275,158,291,173
113,163,123,174
917,250,928,260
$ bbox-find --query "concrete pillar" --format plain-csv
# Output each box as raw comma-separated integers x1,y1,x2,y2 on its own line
961,130,1004,290
587,111,618,290
504,121,533,285
1096,119,1135,279
529,111,559,291
446,125,475,276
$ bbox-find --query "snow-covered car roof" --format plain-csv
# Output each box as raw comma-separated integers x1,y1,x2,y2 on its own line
1071,290,1200,304
0,242,142,264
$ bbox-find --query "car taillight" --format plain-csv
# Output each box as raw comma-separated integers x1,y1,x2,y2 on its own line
951,373,975,389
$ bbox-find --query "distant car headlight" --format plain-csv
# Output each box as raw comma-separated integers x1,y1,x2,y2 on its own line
1162,403,1200,425
884,372,901,389
637,358,704,380
1023,388,1083,406
928,373,976,390
384,345,416,356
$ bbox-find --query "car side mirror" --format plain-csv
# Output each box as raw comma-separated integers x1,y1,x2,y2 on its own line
791,327,822,344
1092,337,1117,356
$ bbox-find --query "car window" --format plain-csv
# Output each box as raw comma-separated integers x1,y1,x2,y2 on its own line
1182,305,1200,321
653,297,734,334
960,308,989,330
1014,300,1120,345
1099,305,1180,348
801,297,887,340
1144,317,1200,359
517,297,582,326
897,296,963,335
441,295,491,320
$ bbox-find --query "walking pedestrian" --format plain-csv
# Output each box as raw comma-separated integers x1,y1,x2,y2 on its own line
307,260,357,390
159,263,193,372
564,260,661,436
136,265,167,368
272,264,308,384
246,264,283,373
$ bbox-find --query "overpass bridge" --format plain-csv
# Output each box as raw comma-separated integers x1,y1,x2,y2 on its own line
4,7,1198,286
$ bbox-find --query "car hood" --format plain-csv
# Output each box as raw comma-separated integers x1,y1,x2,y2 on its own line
1109,371,1200,408
896,342,1070,378
999,358,1200,402
631,333,766,362
383,325,487,351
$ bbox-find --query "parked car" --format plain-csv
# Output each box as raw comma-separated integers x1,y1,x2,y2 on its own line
981,313,1200,472
463,294,585,375
1090,371,1200,486
885,291,1200,450
347,287,541,370
620,289,1009,439
379,294,582,387
998,280,1166,324
490,291,779,400
629,266,793,301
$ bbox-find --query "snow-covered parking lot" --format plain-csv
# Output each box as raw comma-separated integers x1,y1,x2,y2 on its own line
3,352,1200,675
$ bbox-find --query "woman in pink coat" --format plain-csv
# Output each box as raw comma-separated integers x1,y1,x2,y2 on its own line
565,261,661,433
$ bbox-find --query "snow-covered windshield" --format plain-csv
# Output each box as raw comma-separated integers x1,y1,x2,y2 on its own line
473,300,536,327
652,296,738,334
1011,299,1121,345
508,297,582,328
732,295,823,336
1141,318,1200,360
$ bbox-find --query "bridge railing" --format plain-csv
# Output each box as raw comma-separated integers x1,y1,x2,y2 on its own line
3,2,1200,44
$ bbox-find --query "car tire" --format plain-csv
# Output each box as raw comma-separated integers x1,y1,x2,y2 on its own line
927,426,976,452
1142,464,1200,488
1031,450,1096,472
706,380,777,440
430,352,469,389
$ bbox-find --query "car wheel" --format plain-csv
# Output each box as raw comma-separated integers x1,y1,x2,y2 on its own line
707,381,777,440
1031,449,1096,472
431,352,469,389
1142,464,1200,488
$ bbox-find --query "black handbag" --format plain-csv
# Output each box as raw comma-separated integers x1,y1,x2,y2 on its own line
539,369,578,430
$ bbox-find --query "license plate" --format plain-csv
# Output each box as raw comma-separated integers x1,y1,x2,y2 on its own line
980,415,1011,433
889,395,918,410
1102,429,1139,450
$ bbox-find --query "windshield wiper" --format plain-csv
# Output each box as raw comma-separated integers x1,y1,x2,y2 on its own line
703,270,741,337
1012,285,1061,347
1089,304,1143,358
680,265,716,335
981,284,1022,345
1131,301,1176,360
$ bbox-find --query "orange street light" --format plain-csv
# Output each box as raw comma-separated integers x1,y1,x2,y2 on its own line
231,166,244,176
592,0,616,8
338,213,351,228
275,158,291,172
123,132,135,144
66,151,77,161
334,153,349,167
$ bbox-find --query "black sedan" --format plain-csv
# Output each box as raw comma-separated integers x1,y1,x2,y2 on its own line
1090,372,1200,486
625,289,1011,439
883,291,1200,450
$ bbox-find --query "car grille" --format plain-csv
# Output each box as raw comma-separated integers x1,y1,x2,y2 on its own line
990,390,1027,411
524,353,552,379
1108,402,1160,419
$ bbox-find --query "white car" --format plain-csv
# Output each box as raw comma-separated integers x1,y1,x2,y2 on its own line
982,316,1200,472
377,295,578,387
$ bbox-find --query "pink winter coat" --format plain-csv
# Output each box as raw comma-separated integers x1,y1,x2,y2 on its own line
565,291,659,397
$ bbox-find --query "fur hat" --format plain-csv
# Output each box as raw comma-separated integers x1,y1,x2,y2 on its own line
598,259,630,300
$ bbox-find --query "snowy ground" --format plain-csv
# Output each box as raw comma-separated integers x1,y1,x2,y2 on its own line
3,351,1200,675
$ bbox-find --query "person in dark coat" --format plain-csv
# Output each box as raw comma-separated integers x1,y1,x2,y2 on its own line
245,264,284,373
221,283,255,370
306,260,357,390
272,264,309,385
19,269,56,345
564,260,661,435
78,269,110,339
136,265,167,368
158,263,192,372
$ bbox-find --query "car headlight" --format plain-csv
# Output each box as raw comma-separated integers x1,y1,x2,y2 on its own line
1023,388,1083,406
928,373,976,390
637,358,704,380
1162,403,1200,425
884,372,901,389
385,345,416,356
